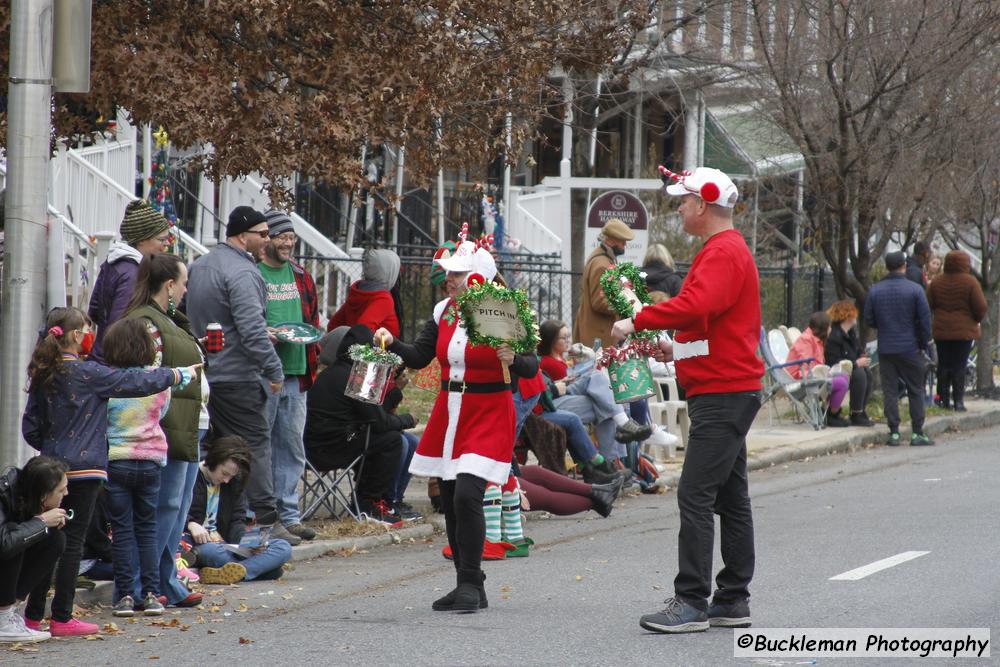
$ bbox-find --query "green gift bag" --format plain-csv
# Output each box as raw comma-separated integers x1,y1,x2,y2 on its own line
606,357,656,404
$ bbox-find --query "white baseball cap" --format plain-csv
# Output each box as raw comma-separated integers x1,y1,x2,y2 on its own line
434,240,477,273
471,247,497,281
664,167,739,208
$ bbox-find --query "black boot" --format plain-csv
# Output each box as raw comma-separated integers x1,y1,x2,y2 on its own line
582,462,619,485
953,374,967,411
588,478,623,518
937,369,951,409
826,409,849,427
432,570,487,612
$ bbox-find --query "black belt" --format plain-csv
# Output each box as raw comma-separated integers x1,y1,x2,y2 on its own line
441,380,512,394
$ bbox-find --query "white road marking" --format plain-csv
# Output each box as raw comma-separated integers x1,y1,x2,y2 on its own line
923,478,942,482
829,551,930,581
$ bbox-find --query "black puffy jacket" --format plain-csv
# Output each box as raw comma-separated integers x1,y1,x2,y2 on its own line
0,468,50,560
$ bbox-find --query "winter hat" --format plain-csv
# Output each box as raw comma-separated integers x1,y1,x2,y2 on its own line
362,249,401,290
265,209,294,237
120,200,170,245
318,326,350,367
227,206,267,237
430,241,457,286
601,218,635,242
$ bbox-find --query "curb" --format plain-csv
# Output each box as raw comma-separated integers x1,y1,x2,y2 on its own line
657,406,1000,489
74,521,438,608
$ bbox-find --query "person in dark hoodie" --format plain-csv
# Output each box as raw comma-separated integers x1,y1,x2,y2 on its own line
326,249,402,337
304,325,411,525
88,200,173,363
905,241,930,289
926,250,987,411
641,243,684,299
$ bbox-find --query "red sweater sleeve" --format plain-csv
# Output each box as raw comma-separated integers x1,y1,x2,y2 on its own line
539,355,568,381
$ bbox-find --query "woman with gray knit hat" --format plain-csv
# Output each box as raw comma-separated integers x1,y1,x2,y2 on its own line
326,248,402,336
88,200,172,362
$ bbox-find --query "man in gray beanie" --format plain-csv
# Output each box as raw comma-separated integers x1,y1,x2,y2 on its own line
258,209,321,542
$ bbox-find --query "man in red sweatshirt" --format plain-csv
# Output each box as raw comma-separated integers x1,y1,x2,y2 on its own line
612,166,763,634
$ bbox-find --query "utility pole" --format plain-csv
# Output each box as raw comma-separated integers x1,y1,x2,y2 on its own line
1,0,55,467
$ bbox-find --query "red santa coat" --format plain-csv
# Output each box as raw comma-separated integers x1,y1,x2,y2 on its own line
394,298,535,485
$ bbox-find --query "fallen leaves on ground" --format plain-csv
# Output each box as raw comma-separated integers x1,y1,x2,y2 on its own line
238,636,253,645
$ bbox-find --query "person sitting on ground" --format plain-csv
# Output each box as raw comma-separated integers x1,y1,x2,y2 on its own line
517,463,624,518
785,311,851,427
824,300,875,426
303,325,410,525
326,248,402,337
186,436,292,585
537,320,653,462
0,456,70,644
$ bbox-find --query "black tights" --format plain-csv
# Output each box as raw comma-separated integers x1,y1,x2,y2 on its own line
0,529,65,607
439,474,487,576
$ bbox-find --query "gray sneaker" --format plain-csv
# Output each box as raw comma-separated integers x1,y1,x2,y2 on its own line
639,597,709,634
615,418,654,443
269,523,303,546
285,523,317,541
112,595,136,618
138,592,164,616
708,598,751,627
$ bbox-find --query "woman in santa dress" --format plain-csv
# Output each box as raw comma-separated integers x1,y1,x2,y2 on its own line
375,241,537,613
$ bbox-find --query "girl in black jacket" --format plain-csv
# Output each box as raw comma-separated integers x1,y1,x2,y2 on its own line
0,456,70,643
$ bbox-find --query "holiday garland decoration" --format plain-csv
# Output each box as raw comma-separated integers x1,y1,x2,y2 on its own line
148,126,179,249
599,262,660,343
347,343,402,367
595,337,660,370
455,279,540,353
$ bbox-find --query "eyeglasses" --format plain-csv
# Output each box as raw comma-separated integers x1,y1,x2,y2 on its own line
247,229,270,239
558,334,572,340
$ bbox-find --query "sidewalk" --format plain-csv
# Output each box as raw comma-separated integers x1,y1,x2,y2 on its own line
653,397,1000,489
74,399,999,609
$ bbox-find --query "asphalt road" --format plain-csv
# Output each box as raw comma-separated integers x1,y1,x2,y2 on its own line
6,425,998,666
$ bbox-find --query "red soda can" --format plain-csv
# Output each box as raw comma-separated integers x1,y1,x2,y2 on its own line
205,323,224,353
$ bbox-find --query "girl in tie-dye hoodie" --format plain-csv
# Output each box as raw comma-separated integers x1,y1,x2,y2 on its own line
103,319,176,617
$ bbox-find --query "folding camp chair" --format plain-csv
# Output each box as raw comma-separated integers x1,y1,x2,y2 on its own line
300,423,371,522
759,328,829,430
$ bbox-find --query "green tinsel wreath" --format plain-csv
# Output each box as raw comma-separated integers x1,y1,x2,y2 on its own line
599,262,659,342
455,280,541,353
347,343,403,367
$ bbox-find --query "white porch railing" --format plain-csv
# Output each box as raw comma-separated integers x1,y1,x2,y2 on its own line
506,185,564,261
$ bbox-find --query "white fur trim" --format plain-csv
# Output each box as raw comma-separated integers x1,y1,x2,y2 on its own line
673,339,709,360
409,452,512,486
432,298,451,324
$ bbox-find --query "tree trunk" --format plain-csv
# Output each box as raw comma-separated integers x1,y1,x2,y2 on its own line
977,293,998,391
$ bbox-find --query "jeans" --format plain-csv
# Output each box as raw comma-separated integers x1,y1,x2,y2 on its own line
393,432,419,503
156,458,200,604
541,409,598,462
0,528,65,606
265,378,308,526
106,460,162,602
878,352,926,433
565,370,624,421
674,391,760,610
512,391,541,440
209,381,278,525
25,478,101,622
194,539,292,581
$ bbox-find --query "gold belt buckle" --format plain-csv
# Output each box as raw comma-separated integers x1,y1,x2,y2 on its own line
460,381,467,394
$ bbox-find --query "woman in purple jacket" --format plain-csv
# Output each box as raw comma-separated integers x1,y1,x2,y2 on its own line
87,200,172,362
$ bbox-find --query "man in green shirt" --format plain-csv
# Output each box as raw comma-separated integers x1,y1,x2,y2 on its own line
258,210,321,543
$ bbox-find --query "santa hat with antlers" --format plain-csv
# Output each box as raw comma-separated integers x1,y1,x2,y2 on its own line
659,165,739,209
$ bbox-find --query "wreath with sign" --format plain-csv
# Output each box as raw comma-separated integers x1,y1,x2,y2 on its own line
599,262,659,342
455,276,540,353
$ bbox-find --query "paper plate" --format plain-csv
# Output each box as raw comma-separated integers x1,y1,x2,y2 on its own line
272,322,323,345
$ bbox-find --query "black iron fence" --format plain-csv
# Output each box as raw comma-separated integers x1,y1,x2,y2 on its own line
299,249,834,343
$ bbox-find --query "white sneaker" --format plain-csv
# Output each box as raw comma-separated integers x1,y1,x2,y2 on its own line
0,607,50,643
646,425,679,448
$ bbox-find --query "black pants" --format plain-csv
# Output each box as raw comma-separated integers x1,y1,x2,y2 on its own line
848,366,874,413
878,352,926,433
675,392,760,611
0,527,65,607
440,474,488,576
25,478,101,622
306,429,402,503
209,381,278,525
935,340,973,406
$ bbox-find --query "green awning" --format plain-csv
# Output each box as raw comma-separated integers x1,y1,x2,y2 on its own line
703,105,804,179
